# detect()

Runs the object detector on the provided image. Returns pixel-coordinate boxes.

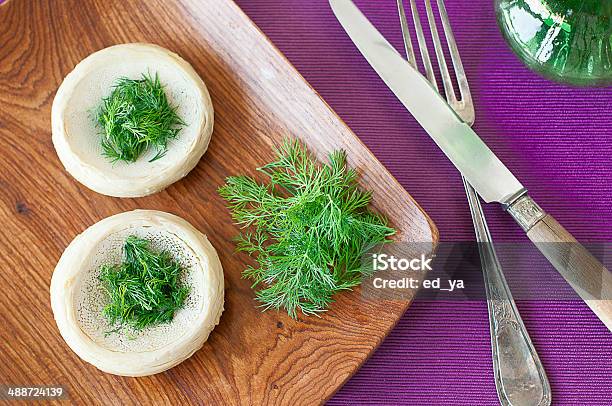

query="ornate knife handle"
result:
[506,194,612,332]
[464,180,551,406]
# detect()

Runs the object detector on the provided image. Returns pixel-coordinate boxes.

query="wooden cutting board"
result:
[0,0,438,404]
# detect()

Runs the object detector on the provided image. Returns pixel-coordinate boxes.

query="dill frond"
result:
[99,236,190,330]
[96,72,185,163]
[219,139,395,318]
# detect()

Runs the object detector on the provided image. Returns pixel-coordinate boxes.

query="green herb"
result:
[219,139,395,318]
[99,235,190,330]
[97,72,185,163]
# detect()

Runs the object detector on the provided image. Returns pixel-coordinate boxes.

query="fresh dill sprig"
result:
[97,72,185,163]
[99,235,190,330]
[219,139,395,318]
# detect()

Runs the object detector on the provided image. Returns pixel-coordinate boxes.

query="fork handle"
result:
[464,178,551,406]
[507,194,612,331]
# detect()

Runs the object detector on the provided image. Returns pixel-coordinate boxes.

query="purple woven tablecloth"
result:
[234,0,612,405]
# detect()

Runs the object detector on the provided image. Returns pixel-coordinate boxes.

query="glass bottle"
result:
[496,0,612,86]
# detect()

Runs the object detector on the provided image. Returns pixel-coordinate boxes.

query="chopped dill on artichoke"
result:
[99,236,190,330]
[219,139,395,318]
[97,72,184,163]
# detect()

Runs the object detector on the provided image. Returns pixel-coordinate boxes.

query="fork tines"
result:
[395,0,474,125]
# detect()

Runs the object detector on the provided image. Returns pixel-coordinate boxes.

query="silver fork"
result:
[396,1,551,405]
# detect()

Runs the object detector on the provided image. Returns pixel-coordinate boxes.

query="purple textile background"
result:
[233,0,612,405]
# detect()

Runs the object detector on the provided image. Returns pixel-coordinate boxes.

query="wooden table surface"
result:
[0,0,438,404]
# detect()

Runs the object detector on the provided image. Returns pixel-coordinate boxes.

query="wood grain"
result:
[528,214,612,331]
[0,0,438,404]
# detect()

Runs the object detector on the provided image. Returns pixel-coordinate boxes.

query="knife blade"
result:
[330,0,522,204]
[330,0,612,331]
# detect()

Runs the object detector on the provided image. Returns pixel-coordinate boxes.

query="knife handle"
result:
[506,194,612,332]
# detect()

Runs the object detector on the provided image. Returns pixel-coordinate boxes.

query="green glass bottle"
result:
[496,0,612,86]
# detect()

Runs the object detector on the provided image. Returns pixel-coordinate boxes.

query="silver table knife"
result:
[330,0,612,331]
